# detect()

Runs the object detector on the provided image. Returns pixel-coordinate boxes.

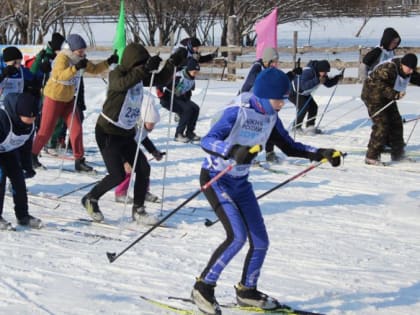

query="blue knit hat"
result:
[66,34,87,51]
[253,68,290,100]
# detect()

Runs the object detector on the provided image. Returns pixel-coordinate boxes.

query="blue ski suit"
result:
[199,94,322,288]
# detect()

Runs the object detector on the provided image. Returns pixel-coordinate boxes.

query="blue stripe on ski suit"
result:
[199,95,317,287]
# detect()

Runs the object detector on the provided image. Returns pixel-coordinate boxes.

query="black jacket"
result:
[0,93,34,171]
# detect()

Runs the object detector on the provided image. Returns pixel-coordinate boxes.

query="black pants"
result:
[88,126,150,207]
[366,101,404,159]
[289,92,318,128]
[161,97,200,136]
[0,151,29,220]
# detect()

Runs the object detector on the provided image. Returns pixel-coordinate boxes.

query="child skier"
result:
[289,60,343,135]
[362,53,420,165]
[159,57,201,142]
[191,68,342,315]
[0,92,43,230]
[81,43,186,223]
[31,33,117,172]
[360,27,401,81]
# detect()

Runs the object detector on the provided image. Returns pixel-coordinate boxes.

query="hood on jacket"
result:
[120,43,150,69]
[380,27,401,50]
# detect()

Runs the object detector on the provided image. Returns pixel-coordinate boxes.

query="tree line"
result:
[1,0,419,46]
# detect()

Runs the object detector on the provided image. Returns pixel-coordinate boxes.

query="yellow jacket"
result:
[44,52,109,102]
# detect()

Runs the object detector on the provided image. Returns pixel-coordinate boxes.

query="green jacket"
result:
[30,45,55,83]
[97,43,175,137]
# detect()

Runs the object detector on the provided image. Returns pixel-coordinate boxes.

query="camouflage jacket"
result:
[362,58,420,106]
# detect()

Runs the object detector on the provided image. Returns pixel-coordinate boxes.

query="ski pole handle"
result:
[249,144,262,154]
[320,150,345,164]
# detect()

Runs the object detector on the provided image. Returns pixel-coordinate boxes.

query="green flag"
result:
[113,0,126,62]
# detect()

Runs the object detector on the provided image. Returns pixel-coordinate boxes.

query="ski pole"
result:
[58,180,99,199]
[403,115,420,124]
[107,145,262,263]
[347,99,395,137]
[405,118,419,146]
[315,68,344,130]
[205,151,345,227]
[293,58,301,139]
[320,103,364,129]
[159,67,177,216]
[200,77,210,109]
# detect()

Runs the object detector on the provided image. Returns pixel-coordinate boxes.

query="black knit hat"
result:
[190,37,201,47]
[16,92,39,118]
[316,60,331,72]
[186,58,200,71]
[49,33,65,51]
[3,46,23,62]
[401,53,418,69]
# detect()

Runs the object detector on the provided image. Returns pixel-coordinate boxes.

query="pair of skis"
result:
[140,295,325,315]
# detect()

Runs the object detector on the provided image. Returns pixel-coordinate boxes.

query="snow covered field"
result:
[0,74,419,315]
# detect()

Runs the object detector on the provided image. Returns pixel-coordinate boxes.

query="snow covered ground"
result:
[0,75,419,315]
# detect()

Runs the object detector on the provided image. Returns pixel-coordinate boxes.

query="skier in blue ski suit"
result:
[191,68,342,315]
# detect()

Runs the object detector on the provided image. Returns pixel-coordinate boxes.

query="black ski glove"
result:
[169,47,188,67]
[145,55,162,72]
[107,51,119,65]
[3,65,19,77]
[293,66,303,75]
[23,168,36,179]
[316,148,342,167]
[152,150,165,161]
[228,144,261,165]
[334,73,344,82]
[75,58,88,70]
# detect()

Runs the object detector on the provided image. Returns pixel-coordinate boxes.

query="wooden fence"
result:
[93,45,420,83]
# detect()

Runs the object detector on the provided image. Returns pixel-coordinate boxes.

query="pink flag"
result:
[255,8,278,59]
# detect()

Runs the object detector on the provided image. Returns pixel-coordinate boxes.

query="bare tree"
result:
[1,0,419,46]
[0,0,111,44]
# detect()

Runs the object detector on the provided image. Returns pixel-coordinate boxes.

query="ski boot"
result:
[191,278,221,315]
[82,194,104,222]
